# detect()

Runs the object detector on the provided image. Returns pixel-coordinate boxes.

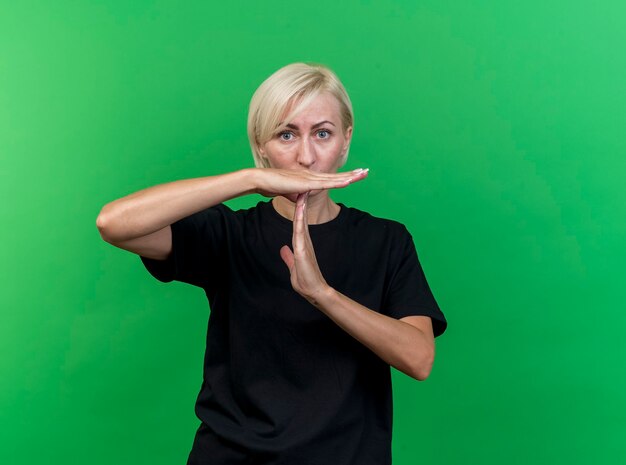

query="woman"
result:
[97,62,447,465]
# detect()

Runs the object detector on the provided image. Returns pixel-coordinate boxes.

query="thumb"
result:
[280,245,295,272]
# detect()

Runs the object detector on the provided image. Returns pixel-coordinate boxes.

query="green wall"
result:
[2,1,624,463]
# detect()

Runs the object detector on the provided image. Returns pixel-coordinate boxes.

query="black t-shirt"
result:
[140,200,447,465]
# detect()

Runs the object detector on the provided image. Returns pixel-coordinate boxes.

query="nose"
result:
[296,137,316,168]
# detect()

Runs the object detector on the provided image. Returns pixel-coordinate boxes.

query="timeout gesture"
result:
[279,191,342,305]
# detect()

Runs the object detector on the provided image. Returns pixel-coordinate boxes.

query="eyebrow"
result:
[284,120,336,130]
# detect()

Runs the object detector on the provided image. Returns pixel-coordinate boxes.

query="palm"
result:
[254,168,367,198]
[279,192,334,305]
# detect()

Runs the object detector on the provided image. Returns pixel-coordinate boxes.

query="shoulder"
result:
[175,202,259,236]
[342,204,411,239]
[195,201,261,221]
[197,201,271,237]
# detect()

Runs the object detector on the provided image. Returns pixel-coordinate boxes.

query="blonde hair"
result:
[247,62,354,169]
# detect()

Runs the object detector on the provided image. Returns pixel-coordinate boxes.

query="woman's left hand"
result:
[280,192,331,305]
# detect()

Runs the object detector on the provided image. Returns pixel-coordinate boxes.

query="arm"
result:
[312,289,435,381]
[280,193,435,381]
[96,168,367,246]
[96,169,256,244]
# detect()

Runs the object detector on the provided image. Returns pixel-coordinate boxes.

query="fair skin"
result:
[257,92,436,381]
[97,91,435,381]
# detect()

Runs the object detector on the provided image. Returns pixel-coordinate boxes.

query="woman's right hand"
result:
[252,167,369,200]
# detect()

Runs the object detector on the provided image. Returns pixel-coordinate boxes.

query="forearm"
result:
[97,168,256,242]
[312,287,434,380]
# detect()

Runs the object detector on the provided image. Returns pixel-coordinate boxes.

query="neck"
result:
[272,193,340,224]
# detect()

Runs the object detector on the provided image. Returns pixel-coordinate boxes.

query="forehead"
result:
[283,92,341,124]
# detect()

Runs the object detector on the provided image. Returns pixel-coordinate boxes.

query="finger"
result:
[301,191,309,236]
[286,167,363,177]
[301,192,315,249]
[307,176,357,191]
[312,168,370,188]
[295,192,312,253]
[280,245,295,272]
[281,169,365,194]
[291,194,304,253]
[352,167,369,178]
[297,168,364,182]
[328,167,367,176]
[295,192,306,215]
[316,168,365,181]
[293,191,313,253]
[346,168,369,183]
[292,193,306,252]
[303,167,364,177]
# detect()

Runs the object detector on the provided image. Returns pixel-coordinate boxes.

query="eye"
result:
[317,129,332,139]
[278,131,294,141]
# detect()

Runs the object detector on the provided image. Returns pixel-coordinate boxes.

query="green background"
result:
[2,1,625,463]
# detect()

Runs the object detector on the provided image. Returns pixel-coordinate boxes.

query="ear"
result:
[258,146,273,168]
[258,148,270,164]
[342,125,353,153]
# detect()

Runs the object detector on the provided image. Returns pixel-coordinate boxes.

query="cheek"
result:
[321,143,345,164]
[268,150,294,167]
[262,144,290,165]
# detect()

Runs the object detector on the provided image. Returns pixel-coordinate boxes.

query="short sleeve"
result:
[139,204,229,289]
[383,225,448,338]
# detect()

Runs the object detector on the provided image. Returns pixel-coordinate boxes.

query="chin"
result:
[285,193,299,203]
